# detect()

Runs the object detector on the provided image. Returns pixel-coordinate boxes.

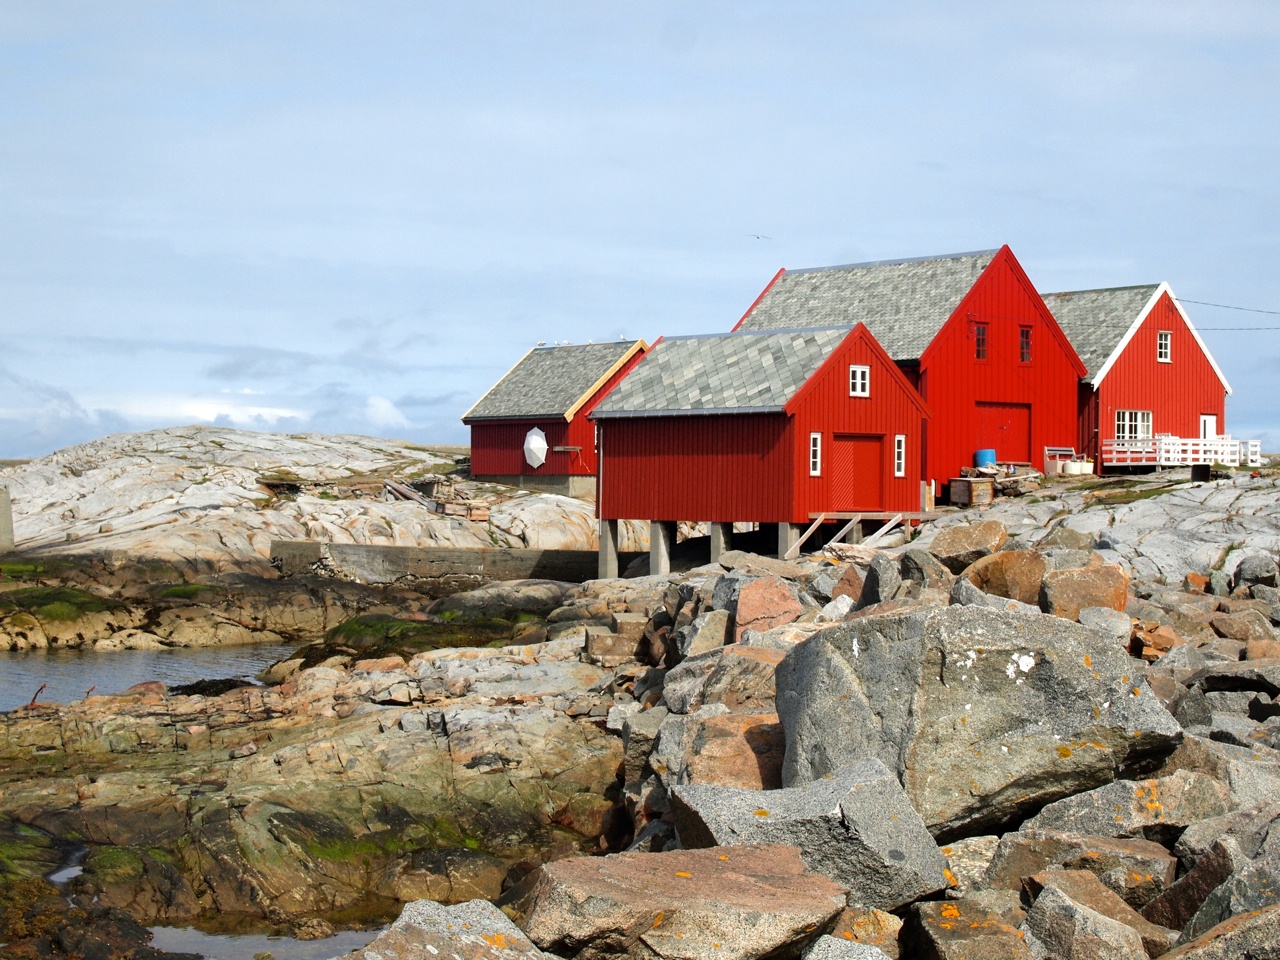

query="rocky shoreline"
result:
[4,451,1280,956]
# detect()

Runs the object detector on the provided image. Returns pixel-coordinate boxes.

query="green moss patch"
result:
[289,613,514,665]
[158,583,212,600]
[2,585,126,621]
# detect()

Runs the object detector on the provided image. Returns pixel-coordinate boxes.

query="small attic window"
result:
[849,365,870,397]
[1157,331,1171,363]
[974,323,988,361]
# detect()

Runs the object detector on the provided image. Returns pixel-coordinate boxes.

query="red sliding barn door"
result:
[975,402,1031,463]
[832,434,884,511]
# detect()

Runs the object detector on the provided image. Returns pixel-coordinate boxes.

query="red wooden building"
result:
[462,340,647,497]
[591,324,929,572]
[733,246,1086,496]
[1043,283,1238,470]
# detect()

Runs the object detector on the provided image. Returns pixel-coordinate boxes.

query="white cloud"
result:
[364,396,410,430]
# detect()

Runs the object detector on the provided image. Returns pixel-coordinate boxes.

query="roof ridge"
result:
[657,325,853,343]
[1043,284,1160,297]
[784,249,999,276]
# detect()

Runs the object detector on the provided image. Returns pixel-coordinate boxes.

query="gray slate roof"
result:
[736,250,996,359]
[1041,285,1159,379]
[593,327,850,417]
[463,341,643,421]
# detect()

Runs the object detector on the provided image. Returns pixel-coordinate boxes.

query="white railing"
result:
[1101,436,1263,468]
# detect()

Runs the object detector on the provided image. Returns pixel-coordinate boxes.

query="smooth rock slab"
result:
[336,898,553,960]
[776,607,1184,839]
[671,759,947,910]
[516,844,847,960]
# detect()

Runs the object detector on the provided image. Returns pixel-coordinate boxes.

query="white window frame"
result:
[809,432,822,476]
[1157,331,1171,363]
[848,365,870,397]
[1115,409,1153,440]
[894,435,906,477]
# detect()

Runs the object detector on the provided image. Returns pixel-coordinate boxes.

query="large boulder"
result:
[928,520,1009,574]
[337,899,552,960]
[1021,868,1177,958]
[1040,560,1130,620]
[964,550,1047,607]
[1024,770,1232,845]
[515,844,848,960]
[901,899,1033,958]
[1160,901,1280,958]
[671,759,948,910]
[983,829,1177,909]
[776,607,1184,839]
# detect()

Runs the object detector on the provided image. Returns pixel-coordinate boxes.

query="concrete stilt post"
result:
[776,522,801,561]
[597,519,620,580]
[649,520,675,576]
[0,486,13,554]
[710,522,732,563]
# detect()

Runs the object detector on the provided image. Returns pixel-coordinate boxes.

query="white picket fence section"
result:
[1101,435,1263,468]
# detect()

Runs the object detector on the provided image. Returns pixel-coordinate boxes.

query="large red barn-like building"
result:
[1044,283,1233,469]
[733,247,1086,496]
[462,340,647,498]
[592,324,929,572]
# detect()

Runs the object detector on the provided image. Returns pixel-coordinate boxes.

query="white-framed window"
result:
[894,435,906,477]
[809,432,822,476]
[1157,331,1171,363]
[1115,409,1153,440]
[849,365,870,397]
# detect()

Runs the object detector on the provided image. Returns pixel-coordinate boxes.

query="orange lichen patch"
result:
[1084,654,1092,667]
[653,912,665,927]
[1056,746,1073,759]
[941,847,954,856]
[1122,676,1130,683]
[675,871,692,878]
[718,855,729,861]
[754,809,770,817]
[1093,704,1101,719]
[842,932,854,940]
[940,903,961,919]
[944,867,958,887]
[1132,688,1142,696]
[482,934,510,948]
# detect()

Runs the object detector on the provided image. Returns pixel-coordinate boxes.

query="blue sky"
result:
[2,2,1278,458]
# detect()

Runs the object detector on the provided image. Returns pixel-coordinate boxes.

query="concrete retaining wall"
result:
[271,540,639,584]
[0,486,14,554]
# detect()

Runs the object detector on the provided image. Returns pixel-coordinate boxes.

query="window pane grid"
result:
[974,324,988,360]
[809,433,821,476]
[849,365,870,397]
[894,435,906,477]
[1019,327,1031,363]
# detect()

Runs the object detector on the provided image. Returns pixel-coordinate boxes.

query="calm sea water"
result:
[149,926,381,959]
[0,643,298,713]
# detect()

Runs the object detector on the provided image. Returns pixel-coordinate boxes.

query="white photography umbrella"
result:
[523,427,548,469]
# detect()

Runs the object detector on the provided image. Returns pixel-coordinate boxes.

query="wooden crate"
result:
[950,477,994,507]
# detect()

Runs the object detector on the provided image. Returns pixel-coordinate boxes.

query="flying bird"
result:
[748,234,771,240]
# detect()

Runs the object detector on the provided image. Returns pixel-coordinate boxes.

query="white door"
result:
[1200,415,1217,439]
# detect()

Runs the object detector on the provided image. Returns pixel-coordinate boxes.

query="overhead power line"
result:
[1175,298,1280,316]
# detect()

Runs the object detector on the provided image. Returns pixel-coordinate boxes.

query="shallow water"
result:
[149,925,381,960]
[0,643,298,713]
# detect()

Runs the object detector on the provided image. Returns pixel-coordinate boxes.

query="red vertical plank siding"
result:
[469,346,647,478]
[1095,292,1227,441]
[918,247,1085,485]
[787,327,927,518]
[597,414,793,522]
[597,326,927,523]
[470,420,579,475]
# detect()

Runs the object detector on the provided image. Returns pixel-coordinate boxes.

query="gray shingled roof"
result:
[1042,285,1159,379]
[592,327,850,417]
[736,250,996,359]
[463,341,642,421]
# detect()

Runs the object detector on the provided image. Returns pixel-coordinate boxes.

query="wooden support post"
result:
[0,487,12,553]
[861,514,903,549]
[710,522,732,563]
[785,513,827,560]
[776,522,802,561]
[831,514,862,545]
[649,520,675,575]
[597,519,620,579]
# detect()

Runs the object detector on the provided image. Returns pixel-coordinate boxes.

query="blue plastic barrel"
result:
[974,448,997,468]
